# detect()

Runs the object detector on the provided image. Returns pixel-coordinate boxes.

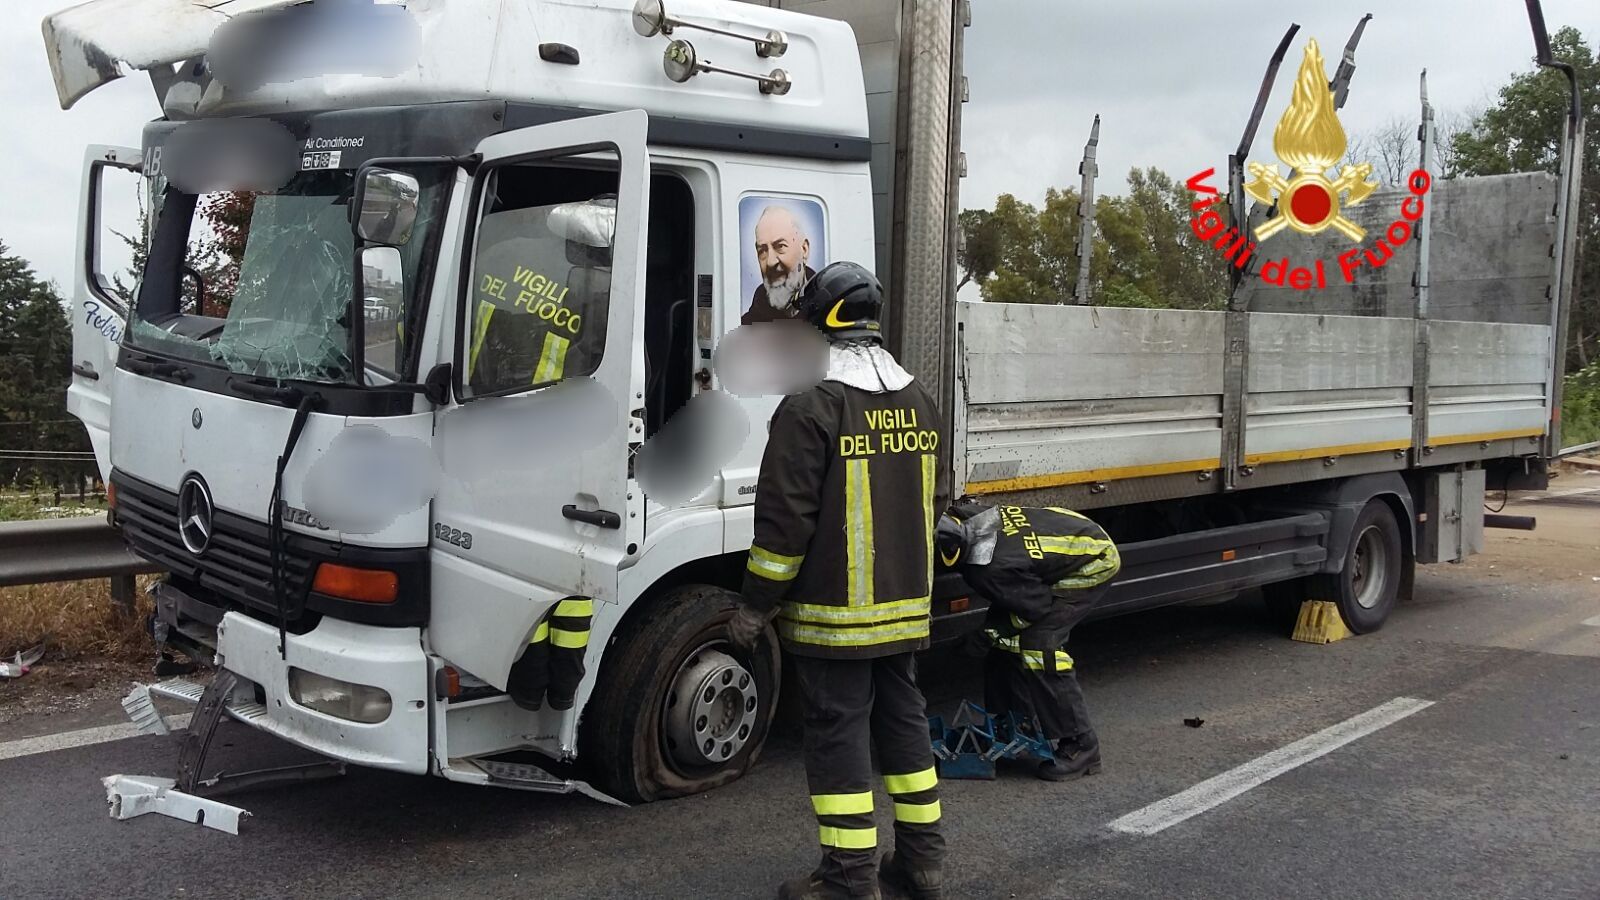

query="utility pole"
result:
[1073,115,1100,304]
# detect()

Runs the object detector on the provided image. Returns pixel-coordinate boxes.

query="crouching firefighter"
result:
[507,597,593,711]
[730,261,948,900]
[936,503,1120,781]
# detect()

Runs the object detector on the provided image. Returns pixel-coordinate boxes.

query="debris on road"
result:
[1184,717,1206,728]
[102,774,250,835]
[0,643,46,678]
[120,685,170,736]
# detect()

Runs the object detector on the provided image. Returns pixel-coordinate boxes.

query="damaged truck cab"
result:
[53,0,929,801]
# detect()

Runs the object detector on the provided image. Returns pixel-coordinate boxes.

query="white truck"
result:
[48,0,1582,803]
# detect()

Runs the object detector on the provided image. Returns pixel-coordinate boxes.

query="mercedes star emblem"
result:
[191,408,203,429]
[176,475,214,556]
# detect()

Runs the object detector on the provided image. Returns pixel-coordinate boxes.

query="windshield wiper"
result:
[125,357,194,382]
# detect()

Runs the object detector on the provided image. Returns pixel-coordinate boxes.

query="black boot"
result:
[878,851,942,900]
[778,872,880,899]
[1037,731,1101,782]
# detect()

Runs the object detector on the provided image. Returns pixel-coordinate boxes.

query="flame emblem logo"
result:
[1245,39,1380,241]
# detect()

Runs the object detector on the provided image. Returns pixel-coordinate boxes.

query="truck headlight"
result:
[288,668,392,724]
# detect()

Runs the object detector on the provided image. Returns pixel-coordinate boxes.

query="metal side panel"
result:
[1426,320,1551,446]
[958,302,1224,494]
[1244,312,1415,464]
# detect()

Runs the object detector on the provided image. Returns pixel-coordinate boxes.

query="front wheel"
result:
[580,584,780,803]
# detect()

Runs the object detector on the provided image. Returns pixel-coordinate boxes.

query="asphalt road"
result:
[3,486,1597,900]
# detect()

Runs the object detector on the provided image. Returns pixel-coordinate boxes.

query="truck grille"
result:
[113,473,315,620]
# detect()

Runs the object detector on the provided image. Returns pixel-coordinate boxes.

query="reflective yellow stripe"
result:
[991,635,1074,671]
[894,800,942,824]
[748,545,804,582]
[529,621,549,644]
[883,766,938,795]
[1046,507,1092,521]
[782,596,930,626]
[778,618,929,648]
[533,332,571,384]
[1036,534,1114,555]
[811,792,874,816]
[845,458,874,606]
[819,825,877,850]
[550,628,589,649]
[554,598,594,617]
[920,452,937,582]
[1009,613,1030,631]
[1053,545,1121,590]
[468,301,495,377]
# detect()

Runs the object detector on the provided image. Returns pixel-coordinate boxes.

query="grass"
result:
[1562,361,1600,449]
[0,493,107,523]
[0,576,157,664]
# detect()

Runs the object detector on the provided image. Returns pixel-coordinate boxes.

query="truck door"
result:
[429,111,649,687]
[67,145,142,481]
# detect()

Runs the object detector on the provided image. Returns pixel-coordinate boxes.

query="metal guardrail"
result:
[0,516,163,609]
[1558,439,1600,458]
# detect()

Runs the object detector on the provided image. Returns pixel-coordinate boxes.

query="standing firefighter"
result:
[936,503,1120,781]
[731,262,947,900]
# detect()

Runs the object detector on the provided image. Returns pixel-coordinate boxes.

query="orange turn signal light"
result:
[311,563,399,604]
[949,596,971,613]
[106,482,117,509]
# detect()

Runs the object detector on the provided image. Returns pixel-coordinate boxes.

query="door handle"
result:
[71,363,100,381]
[562,505,622,529]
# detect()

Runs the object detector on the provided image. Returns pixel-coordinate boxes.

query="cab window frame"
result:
[453,142,625,403]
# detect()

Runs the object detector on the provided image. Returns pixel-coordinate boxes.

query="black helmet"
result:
[935,513,967,568]
[797,261,883,342]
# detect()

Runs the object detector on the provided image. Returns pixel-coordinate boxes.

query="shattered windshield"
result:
[129,169,447,384]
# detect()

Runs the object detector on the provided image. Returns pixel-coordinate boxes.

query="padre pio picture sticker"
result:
[739,195,827,326]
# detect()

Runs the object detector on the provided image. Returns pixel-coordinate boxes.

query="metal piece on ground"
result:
[177,669,239,793]
[103,774,250,835]
[473,759,629,807]
[121,685,170,736]
[1291,600,1352,644]
[0,642,46,678]
[1483,514,1536,531]
[198,761,347,798]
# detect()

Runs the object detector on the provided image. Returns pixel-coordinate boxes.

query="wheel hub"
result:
[663,647,759,769]
[1352,525,1390,610]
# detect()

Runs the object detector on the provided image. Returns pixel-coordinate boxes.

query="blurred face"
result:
[714,319,828,397]
[754,208,811,309]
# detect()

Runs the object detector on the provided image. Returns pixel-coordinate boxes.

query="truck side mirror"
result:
[354,168,420,247]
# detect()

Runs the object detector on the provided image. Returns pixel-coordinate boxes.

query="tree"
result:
[1452,26,1598,370]
[958,168,1230,310]
[0,240,83,487]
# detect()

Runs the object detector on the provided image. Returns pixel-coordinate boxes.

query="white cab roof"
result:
[43,0,868,141]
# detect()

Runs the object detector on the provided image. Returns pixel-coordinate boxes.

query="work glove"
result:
[728,604,777,654]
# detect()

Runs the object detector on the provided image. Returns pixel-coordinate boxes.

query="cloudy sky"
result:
[2,0,1596,292]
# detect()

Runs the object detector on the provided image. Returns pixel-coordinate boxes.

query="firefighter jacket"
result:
[741,378,948,659]
[959,506,1121,628]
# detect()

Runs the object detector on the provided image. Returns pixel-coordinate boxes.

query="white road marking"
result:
[1108,697,1435,836]
[0,715,190,763]
[1582,615,1600,628]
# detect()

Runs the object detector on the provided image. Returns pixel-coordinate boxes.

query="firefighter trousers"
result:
[793,652,946,896]
[507,597,593,711]
[985,585,1101,744]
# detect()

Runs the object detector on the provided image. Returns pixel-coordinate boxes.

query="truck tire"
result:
[1309,500,1405,634]
[580,583,780,803]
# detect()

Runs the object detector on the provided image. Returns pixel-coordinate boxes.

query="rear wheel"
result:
[1309,500,1406,634]
[580,583,780,802]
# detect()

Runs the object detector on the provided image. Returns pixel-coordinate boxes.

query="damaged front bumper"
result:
[198,610,433,773]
